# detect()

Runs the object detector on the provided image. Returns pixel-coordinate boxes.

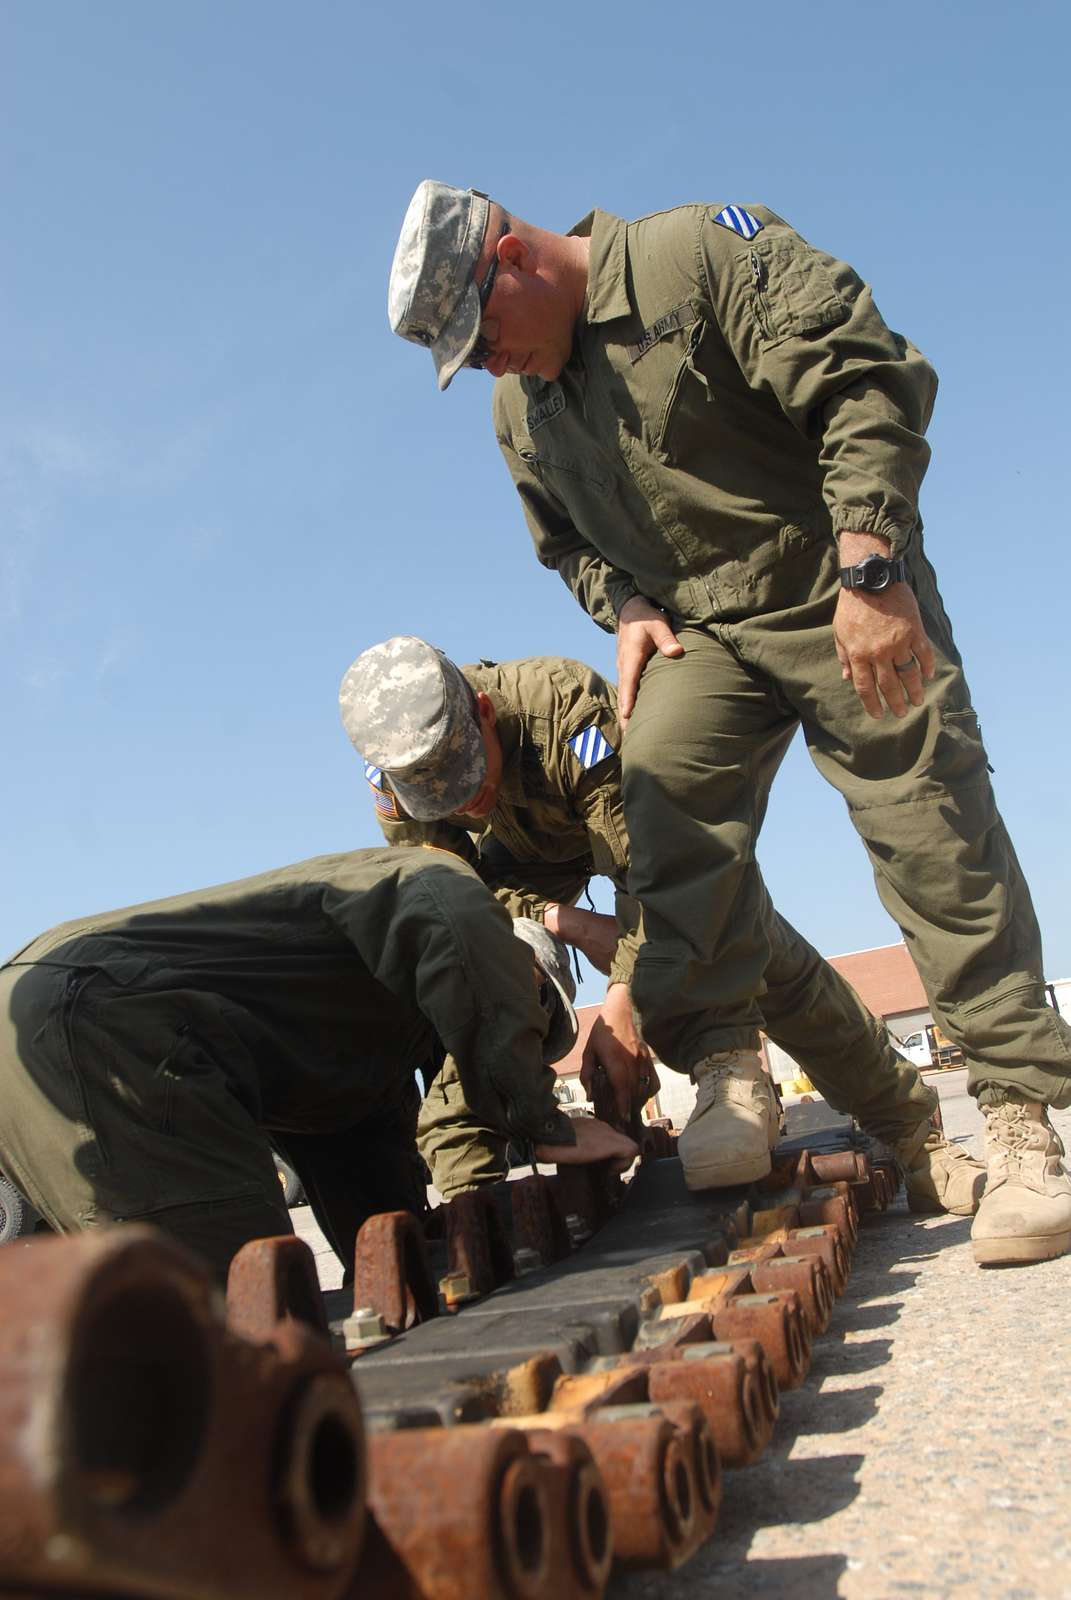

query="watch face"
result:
[859,556,891,592]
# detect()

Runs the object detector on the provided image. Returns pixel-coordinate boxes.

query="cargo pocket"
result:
[936,706,993,781]
[741,238,849,348]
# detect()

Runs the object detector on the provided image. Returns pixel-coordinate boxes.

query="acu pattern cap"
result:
[511,918,578,1065]
[388,179,490,390]
[339,636,486,821]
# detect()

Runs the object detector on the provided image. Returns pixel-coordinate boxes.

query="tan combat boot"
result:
[971,1100,1071,1265]
[678,1049,779,1191]
[888,1120,986,1216]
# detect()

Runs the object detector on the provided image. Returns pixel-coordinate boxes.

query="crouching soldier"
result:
[340,637,983,1214]
[0,847,636,1281]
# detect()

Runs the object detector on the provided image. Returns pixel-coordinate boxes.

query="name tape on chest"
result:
[364,761,400,820]
[568,726,615,770]
[713,205,764,241]
[526,389,567,433]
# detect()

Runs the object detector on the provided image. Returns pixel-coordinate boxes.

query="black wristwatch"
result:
[839,554,907,593]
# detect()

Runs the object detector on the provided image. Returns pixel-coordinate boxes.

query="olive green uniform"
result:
[370,656,939,1195]
[493,204,1071,1108]
[0,848,573,1277]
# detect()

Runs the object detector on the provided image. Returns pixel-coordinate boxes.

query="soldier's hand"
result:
[616,597,683,726]
[579,983,658,1120]
[833,585,935,719]
[833,533,935,719]
[535,1115,639,1174]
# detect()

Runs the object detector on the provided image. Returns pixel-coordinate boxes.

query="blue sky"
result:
[4,0,1070,1005]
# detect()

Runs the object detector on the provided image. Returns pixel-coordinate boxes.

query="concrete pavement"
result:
[295,1070,1071,1598]
[617,1070,1071,1600]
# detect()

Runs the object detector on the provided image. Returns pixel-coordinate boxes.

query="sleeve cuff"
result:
[832,510,917,559]
[608,578,641,618]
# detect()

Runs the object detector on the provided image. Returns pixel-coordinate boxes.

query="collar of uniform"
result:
[567,208,630,325]
[493,700,526,804]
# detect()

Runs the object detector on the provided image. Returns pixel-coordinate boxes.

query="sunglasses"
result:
[466,219,510,370]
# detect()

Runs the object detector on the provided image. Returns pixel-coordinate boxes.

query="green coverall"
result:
[370,655,939,1196]
[0,848,574,1278]
[492,204,1071,1108]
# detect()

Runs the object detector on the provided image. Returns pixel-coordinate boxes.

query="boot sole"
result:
[972,1229,1071,1266]
[682,1150,773,1191]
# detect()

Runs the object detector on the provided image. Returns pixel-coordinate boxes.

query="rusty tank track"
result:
[0,1106,899,1599]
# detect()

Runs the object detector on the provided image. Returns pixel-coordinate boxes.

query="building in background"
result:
[555,947,1071,1129]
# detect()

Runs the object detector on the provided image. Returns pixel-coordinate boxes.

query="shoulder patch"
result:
[713,205,763,241]
[568,726,615,770]
[365,762,400,820]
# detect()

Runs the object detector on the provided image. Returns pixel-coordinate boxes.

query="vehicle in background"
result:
[897,1029,932,1068]
[895,1023,964,1071]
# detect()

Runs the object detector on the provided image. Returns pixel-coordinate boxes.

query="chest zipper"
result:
[749,251,774,341]
[683,321,713,403]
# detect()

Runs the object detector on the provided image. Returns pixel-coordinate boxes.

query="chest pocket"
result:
[740,237,849,348]
[518,439,614,503]
[614,303,714,464]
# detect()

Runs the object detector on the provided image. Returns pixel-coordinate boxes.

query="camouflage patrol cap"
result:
[338,636,486,821]
[388,179,490,391]
[512,918,578,1065]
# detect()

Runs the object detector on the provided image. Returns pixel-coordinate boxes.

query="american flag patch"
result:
[568,726,614,769]
[364,762,399,819]
[713,205,763,240]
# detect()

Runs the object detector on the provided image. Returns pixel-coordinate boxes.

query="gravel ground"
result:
[295,1070,1071,1599]
[616,1072,1071,1600]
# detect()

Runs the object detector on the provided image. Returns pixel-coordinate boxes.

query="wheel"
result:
[274,1154,303,1208]
[0,1173,37,1243]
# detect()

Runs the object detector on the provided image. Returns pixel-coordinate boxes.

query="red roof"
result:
[825,942,927,1018]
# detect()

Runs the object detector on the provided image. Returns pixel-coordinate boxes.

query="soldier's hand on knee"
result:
[833,585,935,719]
[616,597,683,725]
[535,1115,639,1174]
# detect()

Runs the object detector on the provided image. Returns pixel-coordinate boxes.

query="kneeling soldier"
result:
[0,847,635,1280]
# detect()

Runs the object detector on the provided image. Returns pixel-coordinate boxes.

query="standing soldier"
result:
[0,847,634,1281]
[339,635,982,1213]
[385,182,1071,1266]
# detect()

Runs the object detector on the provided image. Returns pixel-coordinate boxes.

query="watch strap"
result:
[839,556,908,591]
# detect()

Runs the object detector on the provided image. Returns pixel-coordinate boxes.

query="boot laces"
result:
[988,1104,1041,1175]
[994,1104,1030,1140]
[695,1061,736,1112]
